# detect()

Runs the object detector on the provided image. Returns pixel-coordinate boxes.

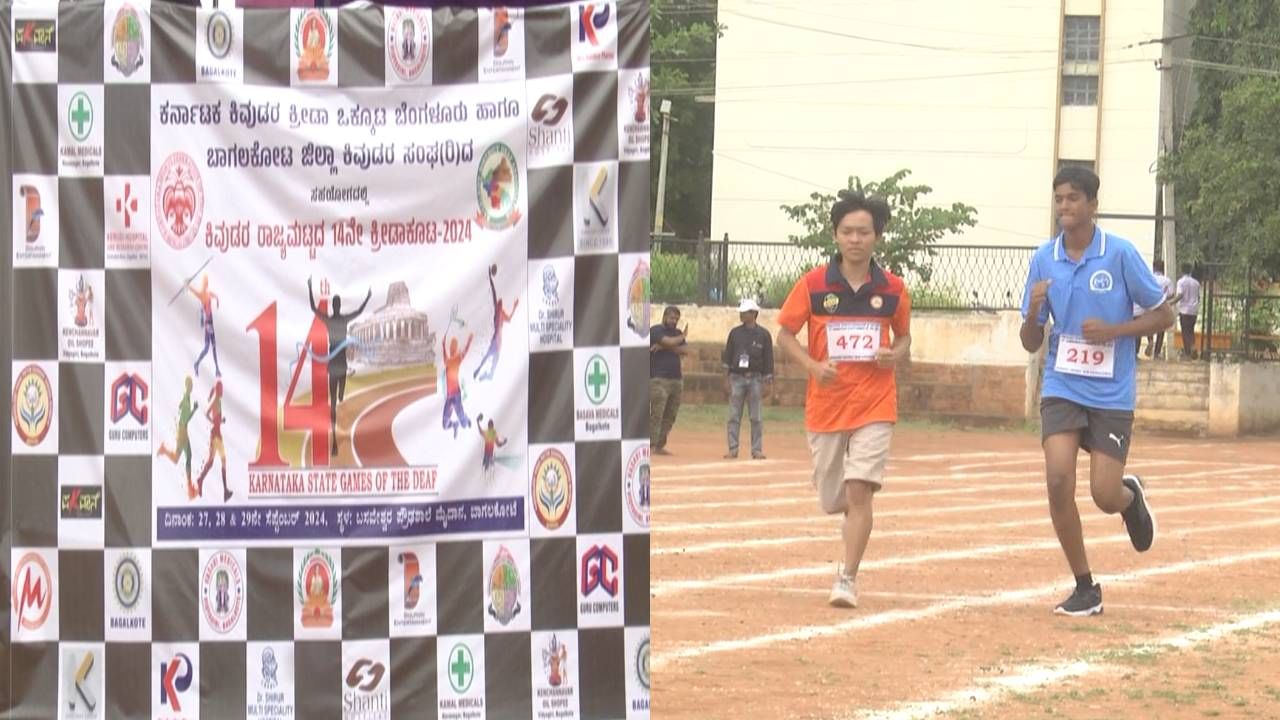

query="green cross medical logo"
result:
[68,92,93,142]
[448,643,474,693]
[584,354,610,405]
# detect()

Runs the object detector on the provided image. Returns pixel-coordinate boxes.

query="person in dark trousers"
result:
[722,298,773,459]
[308,277,373,454]
[1175,263,1201,360]
[650,305,688,455]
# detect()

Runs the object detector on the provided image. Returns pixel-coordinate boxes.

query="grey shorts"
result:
[806,423,893,514]
[1040,397,1134,462]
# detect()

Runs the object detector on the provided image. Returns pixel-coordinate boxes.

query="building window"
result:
[1062,15,1100,106]
[1058,159,1095,173]
[1062,75,1098,106]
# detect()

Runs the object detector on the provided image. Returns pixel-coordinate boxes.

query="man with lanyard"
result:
[1020,166,1171,616]
[722,298,774,459]
[777,191,911,608]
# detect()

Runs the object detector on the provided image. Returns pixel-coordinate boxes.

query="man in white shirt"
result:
[1176,264,1202,359]
[1136,260,1175,358]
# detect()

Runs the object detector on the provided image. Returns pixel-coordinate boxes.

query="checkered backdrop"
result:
[2,1,651,717]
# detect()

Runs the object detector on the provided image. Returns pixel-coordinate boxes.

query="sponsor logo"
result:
[201,551,244,635]
[60,485,103,520]
[67,91,94,143]
[493,7,513,57]
[626,259,650,337]
[207,11,233,59]
[625,445,650,528]
[297,549,338,628]
[581,545,619,597]
[159,653,194,711]
[154,152,204,250]
[12,552,53,635]
[295,9,334,82]
[629,71,649,123]
[15,19,56,52]
[532,448,572,531]
[578,3,610,45]
[111,372,149,425]
[399,551,423,610]
[474,143,521,230]
[260,647,279,689]
[110,4,145,77]
[63,648,101,718]
[487,545,522,626]
[12,364,53,447]
[584,354,610,405]
[20,185,44,244]
[387,8,430,82]
[446,643,474,694]
[1090,269,1114,293]
[542,634,569,688]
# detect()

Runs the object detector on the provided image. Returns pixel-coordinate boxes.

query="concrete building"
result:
[709,0,1196,262]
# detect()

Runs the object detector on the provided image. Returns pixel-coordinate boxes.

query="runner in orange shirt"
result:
[776,191,912,608]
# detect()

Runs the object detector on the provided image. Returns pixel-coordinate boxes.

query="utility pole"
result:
[653,99,673,236]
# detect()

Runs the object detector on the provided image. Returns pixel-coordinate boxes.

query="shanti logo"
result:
[154,151,204,250]
[345,658,386,692]
[20,185,44,243]
[447,643,474,694]
[584,166,610,228]
[493,7,513,57]
[474,143,521,230]
[578,3,610,45]
[487,545,522,625]
[110,4,145,77]
[15,19,55,52]
[207,11,233,59]
[581,544,619,597]
[111,372,149,425]
[532,448,572,531]
[387,9,430,82]
[159,653,194,711]
[12,364,53,447]
[295,9,334,82]
[12,552,53,635]
[542,634,569,687]
[531,94,568,126]
[399,551,423,610]
[60,485,103,520]
[584,354,610,406]
[67,91,94,142]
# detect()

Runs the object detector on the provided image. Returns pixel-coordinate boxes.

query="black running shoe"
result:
[1054,583,1103,617]
[1121,474,1157,552]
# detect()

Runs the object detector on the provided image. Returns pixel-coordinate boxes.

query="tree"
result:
[1159,0,1280,276]
[650,0,724,238]
[778,170,977,281]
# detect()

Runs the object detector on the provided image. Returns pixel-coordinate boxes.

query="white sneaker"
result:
[828,568,857,608]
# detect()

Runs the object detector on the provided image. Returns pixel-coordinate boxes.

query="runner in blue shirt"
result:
[1019,166,1174,617]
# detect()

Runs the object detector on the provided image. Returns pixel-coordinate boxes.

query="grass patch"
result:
[1151,688,1200,705]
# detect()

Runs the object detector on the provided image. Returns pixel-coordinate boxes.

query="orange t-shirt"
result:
[777,259,911,433]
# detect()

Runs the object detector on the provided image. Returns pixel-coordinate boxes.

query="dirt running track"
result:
[651,423,1280,719]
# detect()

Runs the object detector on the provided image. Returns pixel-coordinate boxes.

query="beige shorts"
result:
[807,423,893,514]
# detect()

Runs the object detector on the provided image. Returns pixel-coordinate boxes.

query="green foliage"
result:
[778,169,977,281]
[650,0,725,238]
[650,251,699,304]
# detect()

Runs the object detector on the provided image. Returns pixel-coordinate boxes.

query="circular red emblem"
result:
[154,151,204,250]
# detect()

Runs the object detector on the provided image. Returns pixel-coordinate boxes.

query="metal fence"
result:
[1197,263,1280,361]
[650,236,1036,311]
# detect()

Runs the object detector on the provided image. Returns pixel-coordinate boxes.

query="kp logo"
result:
[581,545,619,597]
[111,372,149,425]
[578,4,610,45]
[159,653,194,710]
[12,552,53,635]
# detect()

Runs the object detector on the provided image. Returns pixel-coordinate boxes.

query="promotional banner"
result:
[2,1,651,718]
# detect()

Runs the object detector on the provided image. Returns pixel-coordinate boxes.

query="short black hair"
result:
[830,191,891,235]
[1052,166,1100,202]
[1153,259,1165,272]
[1181,263,1192,275]
[663,305,680,316]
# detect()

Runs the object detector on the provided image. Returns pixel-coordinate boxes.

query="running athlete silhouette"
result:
[196,379,232,502]
[157,375,200,500]
[308,277,373,455]
[442,324,474,439]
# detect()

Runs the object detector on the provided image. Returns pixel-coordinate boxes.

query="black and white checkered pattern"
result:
[2,1,650,717]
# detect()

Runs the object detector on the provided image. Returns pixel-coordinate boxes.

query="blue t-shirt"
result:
[1020,227,1165,410]
[650,324,685,379]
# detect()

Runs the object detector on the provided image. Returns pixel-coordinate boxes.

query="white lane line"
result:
[652,493,1280,557]
[650,547,1280,670]
[656,475,1272,535]
[853,609,1280,720]
[650,515,1280,598]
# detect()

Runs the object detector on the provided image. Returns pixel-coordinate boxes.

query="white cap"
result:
[737,298,760,313]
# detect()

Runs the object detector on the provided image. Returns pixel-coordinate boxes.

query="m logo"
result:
[581,544,619,597]
[578,4,610,45]
[159,653,194,710]
[12,552,53,634]
[111,372,149,424]
[532,94,568,126]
